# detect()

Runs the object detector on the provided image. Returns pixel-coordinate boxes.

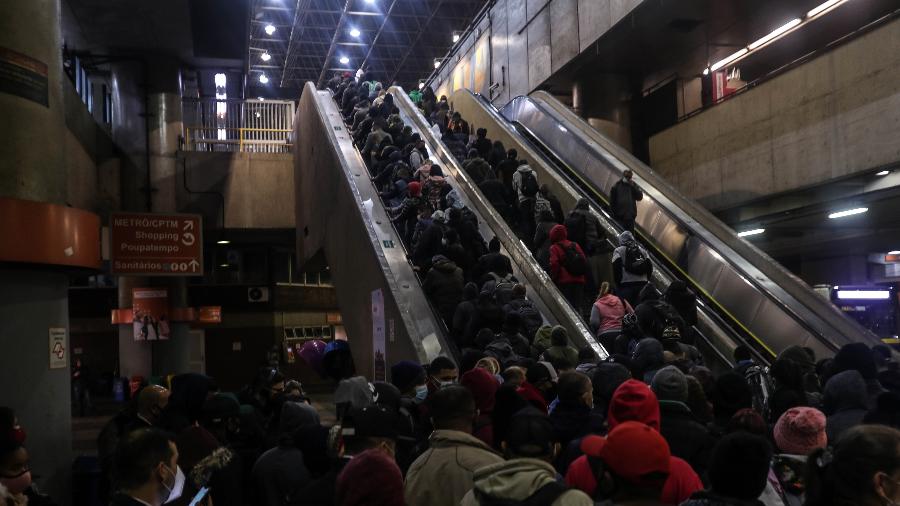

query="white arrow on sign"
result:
[189,259,200,272]
[181,232,195,246]
[183,220,194,231]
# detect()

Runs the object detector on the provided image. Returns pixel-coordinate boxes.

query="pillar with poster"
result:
[132,288,170,340]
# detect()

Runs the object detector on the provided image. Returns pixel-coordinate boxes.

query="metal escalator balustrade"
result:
[388,86,605,359]
[501,91,882,359]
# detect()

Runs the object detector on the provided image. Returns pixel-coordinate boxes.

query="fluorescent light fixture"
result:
[836,290,890,300]
[710,48,749,72]
[339,56,350,64]
[888,250,900,255]
[828,207,868,219]
[258,73,269,84]
[557,125,568,133]
[748,18,802,50]
[452,33,460,43]
[737,228,766,237]
[364,0,375,3]
[261,52,271,61]
[219,263,230,268]
[434,59,441,69]
[264,24,276,35]
[808,0,849,19]
[876,170,890,176]
[214,73,226,87]
[217,239,231,245]
[349,28,361,37]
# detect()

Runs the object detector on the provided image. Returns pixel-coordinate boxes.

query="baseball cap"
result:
[341,405,398,439]
[581,421,670,486]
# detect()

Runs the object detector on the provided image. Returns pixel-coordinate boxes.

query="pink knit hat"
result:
[773,407,827,455]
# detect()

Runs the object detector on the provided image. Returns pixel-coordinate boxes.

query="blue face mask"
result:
[414,384,428,403]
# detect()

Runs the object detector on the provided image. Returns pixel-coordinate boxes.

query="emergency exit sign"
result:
[110,212,204,276]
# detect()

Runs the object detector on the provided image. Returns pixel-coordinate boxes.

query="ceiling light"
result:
[888,250,900,255]
[350,28,361,37]
[710,48,748,72]
[219,263,230,268]
[259,74,269,84]
[261,52,272,61]
[255,112,261,118]
[264,24,276,35]
[217,239,231,245]
[702,67,709,76]
[737,228,766,237]
[434,59,441,69]
[214,73,226,88]
[257,96,264,101]
[364,0,375,3]
[748,18,802,50]
[828,207,868,219]
[558,125,568,133]
[836,290,890,300]
[339,56,350,64]
[876,170,890,176]
[808,0,849,19]
[418,82,425,89]
[452,33,460,43]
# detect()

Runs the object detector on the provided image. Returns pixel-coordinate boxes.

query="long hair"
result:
[597,281,611,300]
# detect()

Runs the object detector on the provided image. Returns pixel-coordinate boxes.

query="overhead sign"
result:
[110,212,203,276]
[132,288,170,341]
[49,328,67,369]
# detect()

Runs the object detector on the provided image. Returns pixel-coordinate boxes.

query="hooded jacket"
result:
[590,294,633,334]
[424,255,464,323]
[548,225,588,285]
[512,165,538,202]
[461,368,500,446]
[404,430,504,506]
[452,283,480,346]
[612,231,650,284]
[822,370,868,442]
[460,458,594,506]
[565,453,703,505]
[610,177,643,221]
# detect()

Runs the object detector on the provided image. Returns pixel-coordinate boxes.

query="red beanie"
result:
[581,422,670,486]
[461,367,499,413]
[608,379,660,430]
[773,407,826,455]
[407,181,422,197]
[336,449,405,506]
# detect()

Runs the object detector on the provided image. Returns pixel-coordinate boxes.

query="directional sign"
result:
[110,212,203,276]
[49,327,66,369]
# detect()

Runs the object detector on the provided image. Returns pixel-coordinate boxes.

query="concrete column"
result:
[572,74,633,151]
[147,58,183,214]
[0,269,71,503]
[152,278,192,376]
[0,0,67,204]
[117,276,152,379]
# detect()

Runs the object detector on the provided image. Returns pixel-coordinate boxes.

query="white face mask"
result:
[414,384,429,403]
[162,464,185,504]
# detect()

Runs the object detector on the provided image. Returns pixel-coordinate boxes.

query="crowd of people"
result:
[3,74,900,506]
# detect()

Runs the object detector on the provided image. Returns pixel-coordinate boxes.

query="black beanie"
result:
[712,372,753,421]
[709,432,773,500]
[833,342,877,380]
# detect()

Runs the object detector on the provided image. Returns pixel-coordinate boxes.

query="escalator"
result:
[293,82,600,381]
[449,89,882,365]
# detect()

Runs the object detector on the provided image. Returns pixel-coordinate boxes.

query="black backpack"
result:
[558,243,587,276]
[624,241,651,275]
[521,171,539,197]
[475,481,569,506]
[564,213,588,250]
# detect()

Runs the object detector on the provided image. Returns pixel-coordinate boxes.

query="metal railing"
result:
[182,98,295,152]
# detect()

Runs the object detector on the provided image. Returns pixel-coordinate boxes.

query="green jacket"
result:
[459,458,594,506]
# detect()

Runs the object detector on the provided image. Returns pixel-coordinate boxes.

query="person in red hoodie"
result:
[565,379,704,504]
[516,362,557,414]
[460,367,500,447]
[548,224,588,316]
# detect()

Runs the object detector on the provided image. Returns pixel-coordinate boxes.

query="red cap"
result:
[607,379,660,430]
[581,421,670,485]
[407,181,422,197]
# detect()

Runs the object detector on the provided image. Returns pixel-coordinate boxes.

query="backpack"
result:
[745,364,773,422]
[517,300,543,338]
[557,243,587,276]
[623,241,651,275]
[564,213,588,250]
[484,340,520,369]
[520,171,539,197]
[474,481,569,506]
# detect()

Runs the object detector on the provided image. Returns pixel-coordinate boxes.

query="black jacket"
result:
[658,400,714,478]
[609,179,643,220]
[473,252,514,284]
[424,256,464,323]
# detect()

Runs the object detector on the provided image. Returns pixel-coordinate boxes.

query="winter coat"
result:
[362,129,392,159]
[612,231,650,284]
[663,283,698,327]
[610,178,643,220]
[464,157,495,185]
[452,283,480,345]
[590,295,633,334]
[497,158,519,190]
[822,370,868,442]
[412,221,444,268]
[512,165,538,202]
[473,252,514,284]
[478,178,510,211]
[565,208,607,255]
[543,345,579,370]
[459,458,594,506]
[424,256,465,323]
[763,455,807,506]
[471,137,493,160]
[549,225,587,285]
[404,430,503,506]
[566,454,703,505]
[657,400,714,478]
[682,491,765,506]
[533,219,558,269]
[253,445,311,506]
[549,400,595,446]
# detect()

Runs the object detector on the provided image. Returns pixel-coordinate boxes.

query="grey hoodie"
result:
[612,231,650,283]
[512,165,536,202]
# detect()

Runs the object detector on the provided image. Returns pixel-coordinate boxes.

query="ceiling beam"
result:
[389,0,447,84]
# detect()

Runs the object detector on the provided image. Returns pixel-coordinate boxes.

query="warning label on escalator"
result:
[0,47,48,107]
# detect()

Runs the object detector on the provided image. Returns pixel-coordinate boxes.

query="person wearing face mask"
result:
[110,428,183,506]
[426,356,459,394]
[390,361,430,474]
[609,169,643,232]
[0,409,54,506]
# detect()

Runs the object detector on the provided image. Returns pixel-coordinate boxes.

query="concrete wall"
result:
[178,152,295,229]
[431,0,643,104]
[649,17,900,210]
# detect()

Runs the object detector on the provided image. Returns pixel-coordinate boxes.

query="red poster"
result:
[132,288,170,341]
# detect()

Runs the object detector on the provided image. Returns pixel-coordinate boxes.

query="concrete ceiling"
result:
[246,0,487,93]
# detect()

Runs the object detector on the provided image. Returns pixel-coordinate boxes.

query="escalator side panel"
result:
[294,84,452,377]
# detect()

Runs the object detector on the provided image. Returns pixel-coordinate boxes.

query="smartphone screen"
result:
[188,486,209,506]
